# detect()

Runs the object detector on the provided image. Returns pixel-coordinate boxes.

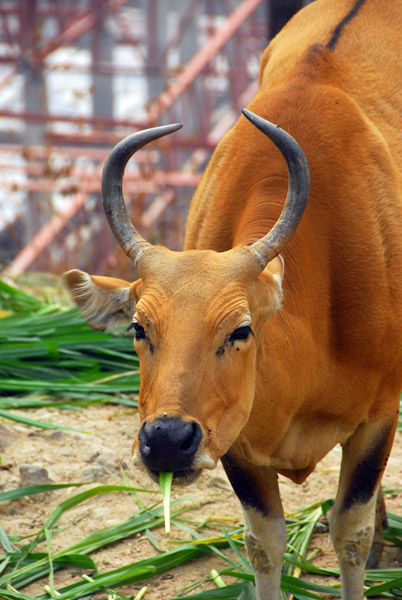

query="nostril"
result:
[180,434,194,452]
[180,422,200,453]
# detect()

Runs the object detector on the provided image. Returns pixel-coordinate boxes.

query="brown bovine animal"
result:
[64,1,402,598]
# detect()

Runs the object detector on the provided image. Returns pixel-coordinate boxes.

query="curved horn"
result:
[101,123,183,265]
[242,109,310,270]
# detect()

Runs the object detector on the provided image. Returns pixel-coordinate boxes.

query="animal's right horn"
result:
[242,109,310,270]
[101,124,183,267]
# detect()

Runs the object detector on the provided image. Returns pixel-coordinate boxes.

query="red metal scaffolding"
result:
[0,0,270,279]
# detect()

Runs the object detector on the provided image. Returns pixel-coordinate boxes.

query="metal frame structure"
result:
[0,0,274,278]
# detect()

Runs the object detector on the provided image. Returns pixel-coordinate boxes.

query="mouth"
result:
[132,441,217,486]
[148,468,202,486]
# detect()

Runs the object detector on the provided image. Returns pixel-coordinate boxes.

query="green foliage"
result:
[0,485,401,600]
[0,280,42,314]
[0,281,139,430]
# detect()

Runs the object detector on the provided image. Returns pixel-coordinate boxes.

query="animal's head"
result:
[65,110,309,484]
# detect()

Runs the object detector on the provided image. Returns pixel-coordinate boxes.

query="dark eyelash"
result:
[125,322,147,340]
[125,322,136,334]
[229,325,254,343]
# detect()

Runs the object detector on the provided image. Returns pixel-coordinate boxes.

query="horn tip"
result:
[242,108,278,132]
[242,108,253,120]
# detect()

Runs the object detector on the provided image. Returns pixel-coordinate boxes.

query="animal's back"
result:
[260,0,402,167]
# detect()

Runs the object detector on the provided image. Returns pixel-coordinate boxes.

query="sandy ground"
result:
[0,403,401,599]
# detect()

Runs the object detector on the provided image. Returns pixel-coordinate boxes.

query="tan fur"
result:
[181,0,402,483]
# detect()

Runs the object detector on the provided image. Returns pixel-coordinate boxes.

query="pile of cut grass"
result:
[0,484,401,600]
[0,280,139,430]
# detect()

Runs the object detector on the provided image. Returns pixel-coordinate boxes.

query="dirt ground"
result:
[0,403,401,599]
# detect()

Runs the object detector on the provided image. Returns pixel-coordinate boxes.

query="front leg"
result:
[330,418,397,600]
[222,452,287,600]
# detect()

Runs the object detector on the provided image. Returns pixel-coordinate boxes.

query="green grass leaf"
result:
[0,484,85,503]
[0,284,139,411]
[159,472,173,535]
[0,409,91,433]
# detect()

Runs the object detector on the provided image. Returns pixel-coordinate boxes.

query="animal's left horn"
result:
[242,109,310,270]
[101,123,183,265]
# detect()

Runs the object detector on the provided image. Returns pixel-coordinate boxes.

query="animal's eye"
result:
[229,325,253,343]
[133,322,147,340]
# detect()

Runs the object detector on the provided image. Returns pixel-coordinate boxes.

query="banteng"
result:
[65,1,402,598]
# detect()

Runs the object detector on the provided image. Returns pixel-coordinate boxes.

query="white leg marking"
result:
[243,506,287,600]
[330,489,378,600]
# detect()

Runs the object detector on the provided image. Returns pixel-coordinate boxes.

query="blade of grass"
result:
[44,529,57,600]
[159,472,173,535]
[0,527,17,554]
[0,484,85,503]
[167,583,247,599]
[144,529,162,553]
[4,553,96,571]
[0,409,91,433]
[365,576,402,596]
[221,529,250,572]
[0,587,37,600]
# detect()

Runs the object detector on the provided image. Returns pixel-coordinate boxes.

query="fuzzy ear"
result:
[63,269,142,332]
[257,255,284,318]
[267,255,284,288]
